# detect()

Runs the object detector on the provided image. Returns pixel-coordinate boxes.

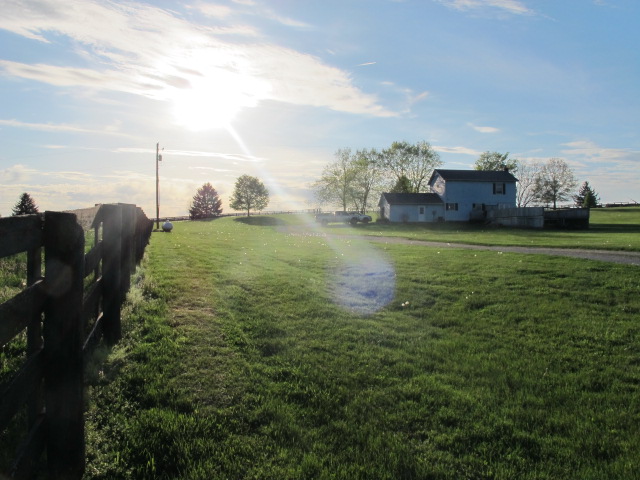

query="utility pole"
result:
[155,142,162,230]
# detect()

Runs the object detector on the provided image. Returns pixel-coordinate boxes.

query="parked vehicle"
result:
[315,211,372,226]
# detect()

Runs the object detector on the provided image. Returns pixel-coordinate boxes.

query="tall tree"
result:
[574,181,600,208]
[533,158,578,209]
[381,140,442,193]
[313,148,385,213]
[515,160,542,207]
[229,174,269,216]
[189,182,223,219]
[312,148,358,212]
[474,151,518,172]
[351,148,384,213]
[12,192,39,216]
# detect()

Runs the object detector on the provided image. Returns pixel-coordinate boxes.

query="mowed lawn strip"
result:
[352,207,640,252]
[84,214,640,479]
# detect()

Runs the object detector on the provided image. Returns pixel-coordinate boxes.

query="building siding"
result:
[429,171,517,221]
[381,170,517,223]
[380,197,444,222]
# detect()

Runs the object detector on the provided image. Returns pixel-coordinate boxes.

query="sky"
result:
[1,0,638,218]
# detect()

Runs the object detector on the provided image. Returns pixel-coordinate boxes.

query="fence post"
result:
[102,204,122,345]
[119,204,135,298]
[134,207,146,263]
[43,211,85,479]
[26,246,44,429]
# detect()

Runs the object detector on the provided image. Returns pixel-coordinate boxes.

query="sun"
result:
[170,69,268,131]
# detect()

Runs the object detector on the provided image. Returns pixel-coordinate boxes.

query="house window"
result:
[446,203,458,211]
[419,207,425,214]
[493,183,506,195]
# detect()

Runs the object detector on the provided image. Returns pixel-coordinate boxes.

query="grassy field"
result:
[82,211,640,479]
[351,207,640,251]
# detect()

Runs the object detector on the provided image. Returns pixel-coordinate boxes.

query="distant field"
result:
[323,207,640,252]
[83,212,640,479]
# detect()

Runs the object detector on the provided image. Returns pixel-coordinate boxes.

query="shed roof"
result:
[429,169,518,183]
[379,192,443,206]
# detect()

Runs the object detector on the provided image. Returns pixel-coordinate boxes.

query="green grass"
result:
[349,207,640,251]
[0,253,27,304]
[84,214,640,479]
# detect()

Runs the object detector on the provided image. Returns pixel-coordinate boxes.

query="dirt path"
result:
[340,235,640,266]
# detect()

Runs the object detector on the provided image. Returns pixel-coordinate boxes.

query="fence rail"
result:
[0,203,152,479]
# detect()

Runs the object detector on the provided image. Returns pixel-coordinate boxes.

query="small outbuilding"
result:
[378,192,444,223]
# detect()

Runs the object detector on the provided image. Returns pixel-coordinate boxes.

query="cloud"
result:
[561,140,639,164]
[0,118,132,137]
[560,140,640,201]
[190,166,234,173]
[0,165,192,217]
[0,164,36,184]
[411,91,430,103]
[434,145,482,156]
[469,123,500,133]
[436,0,534,15]
[0,0,393,118]
[261,10,311,28]
[193,3,234,18]
[115,147,264,163]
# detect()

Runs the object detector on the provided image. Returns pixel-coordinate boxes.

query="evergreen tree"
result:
[11,192,39,216]
[189,183,223,219]
[390,175,412,193]
[573,181,600,208]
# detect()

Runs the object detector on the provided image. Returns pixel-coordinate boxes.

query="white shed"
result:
[378,193,444,223]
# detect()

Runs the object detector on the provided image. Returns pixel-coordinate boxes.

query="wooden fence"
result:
[0,203,153,479]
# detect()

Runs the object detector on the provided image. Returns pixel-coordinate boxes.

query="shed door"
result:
[418,206,426,222]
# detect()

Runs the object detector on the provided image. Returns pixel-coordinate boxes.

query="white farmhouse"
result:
[378,169,518,223]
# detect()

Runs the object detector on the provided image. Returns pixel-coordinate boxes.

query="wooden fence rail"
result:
[0,203,153,479]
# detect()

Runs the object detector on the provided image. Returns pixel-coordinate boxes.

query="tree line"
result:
[312,140,443,213]
[4,174,270,221]
[188,174,269,219]
[311,142,600,212]
[473,151,599,209]
[6,152,599,221]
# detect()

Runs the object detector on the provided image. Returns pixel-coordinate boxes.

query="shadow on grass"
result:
[233,216,287,226]
[589,224,640,233]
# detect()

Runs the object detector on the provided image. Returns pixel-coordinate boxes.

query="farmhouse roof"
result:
[379,192,443,205]
[429,169,518,183]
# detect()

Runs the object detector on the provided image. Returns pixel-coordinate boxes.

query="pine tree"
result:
[189,183,223,219]
[573,181,600,208]
[11,192,39,216]
[390,175,412,193]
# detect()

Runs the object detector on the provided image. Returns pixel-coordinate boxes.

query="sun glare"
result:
[170,69,268,131]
